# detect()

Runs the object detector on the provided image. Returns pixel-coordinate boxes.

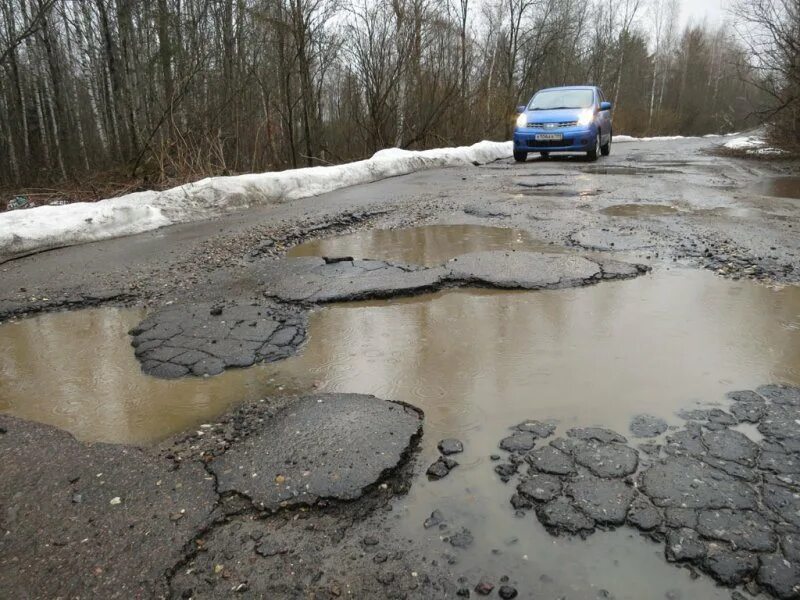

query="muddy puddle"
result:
[751,176,800,199]
[0,308,300,444]
[3,241,800,597]
[288,224,560,265]
[601,204,679,217]
[513,187,601,198]
[582,165,680,176]
[270,268,799,599]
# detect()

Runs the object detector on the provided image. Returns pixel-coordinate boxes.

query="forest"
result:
[0,0,796,192]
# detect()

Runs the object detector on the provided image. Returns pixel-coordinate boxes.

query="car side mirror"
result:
[516,105,526,114]
[600,101,612,111]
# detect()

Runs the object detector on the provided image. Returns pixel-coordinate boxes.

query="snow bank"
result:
[614,134,723,143]
[0,140,512,262]
[722,135,786,156]
[723,135,766,150]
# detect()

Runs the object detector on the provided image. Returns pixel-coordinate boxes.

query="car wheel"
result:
[600,134,610,156]
[540,152,550,160]
[587,134,600,161]
[514,150,528,163]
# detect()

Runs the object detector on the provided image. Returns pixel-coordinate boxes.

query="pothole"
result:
[287,224,563,264]
[513,188,602,198]
[751,176,800,199]
[2,266,800,597]
[600,204,679,217]
[582,166,681,176]
[262,268,799,599]
[0,308,303,444]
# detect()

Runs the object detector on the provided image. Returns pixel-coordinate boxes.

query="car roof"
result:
[536,86,596,92]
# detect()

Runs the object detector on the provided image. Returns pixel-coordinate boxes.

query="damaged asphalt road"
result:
[1,137,800,599]
[0,137,798,322]
[502,385,800,599]
[133,251,646,377]
[0,394,427,599]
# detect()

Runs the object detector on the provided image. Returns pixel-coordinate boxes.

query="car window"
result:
[528,89,594,110]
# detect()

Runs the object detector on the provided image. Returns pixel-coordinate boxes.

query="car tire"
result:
[600,133,610,156]
[587,134,600,161]
[514,150,528,163]
[540,152,550,159]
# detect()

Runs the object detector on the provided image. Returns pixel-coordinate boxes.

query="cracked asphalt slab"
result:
[131,301,307,378]
[211,394,423,509]
[0,393,425,599]
[502,385,800,599]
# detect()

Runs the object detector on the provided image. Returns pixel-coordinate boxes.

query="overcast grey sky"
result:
[680,0,728,26]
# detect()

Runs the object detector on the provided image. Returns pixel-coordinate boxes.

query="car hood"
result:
[525,108,586,123]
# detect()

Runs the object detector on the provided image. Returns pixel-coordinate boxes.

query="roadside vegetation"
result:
[733,0,800,154]
[0,0,794,203]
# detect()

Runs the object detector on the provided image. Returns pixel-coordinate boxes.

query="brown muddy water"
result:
[600,204,679,217]
[2,224,800,598]
[0,308,296,444]
[753,176,800,199]
[287,224,564,265]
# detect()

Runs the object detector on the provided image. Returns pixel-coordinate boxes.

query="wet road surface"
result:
[1,137,800,598]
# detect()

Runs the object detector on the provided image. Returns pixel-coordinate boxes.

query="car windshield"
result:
[528,89,594,110]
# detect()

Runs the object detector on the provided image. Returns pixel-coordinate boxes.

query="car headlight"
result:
[515,112,528,128]
[577,109,595,127]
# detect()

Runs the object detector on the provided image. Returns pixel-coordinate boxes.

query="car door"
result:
[597,88,611,143]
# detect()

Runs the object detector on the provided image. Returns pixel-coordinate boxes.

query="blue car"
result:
[513,86,612,162]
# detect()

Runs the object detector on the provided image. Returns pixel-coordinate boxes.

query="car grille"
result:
[528,121,578,128]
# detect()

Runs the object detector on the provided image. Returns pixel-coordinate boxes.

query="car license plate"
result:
[535,133,563,141]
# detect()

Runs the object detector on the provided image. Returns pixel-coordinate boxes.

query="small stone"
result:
[475,579,494,595]
[427,457,458,480]
[438,439,464,455]
[499,432,536,453]
[109,497,121,505]
[494,462,518,481]
[498,585,518,599]
[456,588,470,597]
[71,493,83,504]
[514,420,556,438]
[363,535,379,546]
[449,528,474,548]
[424,510,445,529]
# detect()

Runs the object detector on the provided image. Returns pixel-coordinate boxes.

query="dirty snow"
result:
[0,141,511,262]
[722,135,785,156]
[614,134,724,143]
[723,136,766,150]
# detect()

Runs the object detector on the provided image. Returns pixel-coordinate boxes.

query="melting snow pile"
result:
[723,135,785,156]
[0,140,512,262]
[614,134,723,143]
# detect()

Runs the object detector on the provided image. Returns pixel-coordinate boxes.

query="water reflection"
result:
[0,308,297,444]
[288,224,559,265]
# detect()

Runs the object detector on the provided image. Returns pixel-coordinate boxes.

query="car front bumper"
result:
[513,125,597,152]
